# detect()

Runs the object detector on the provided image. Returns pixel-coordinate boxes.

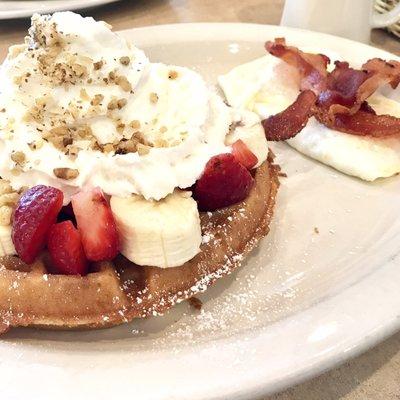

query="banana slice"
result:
[110,190,202,268]
[0,225,16,257]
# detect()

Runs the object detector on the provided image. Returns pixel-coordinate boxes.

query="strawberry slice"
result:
[12,185,63,264]
[71,187,119,261]
[47,221,88,275]
[231,139,258,169]
[194,153,254,211]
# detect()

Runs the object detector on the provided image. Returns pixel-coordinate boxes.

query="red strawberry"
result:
[47,221,88,275]
[12,185,63,264]
[71,187,119,261]
[194,153,254,211]
[231,139,258,169]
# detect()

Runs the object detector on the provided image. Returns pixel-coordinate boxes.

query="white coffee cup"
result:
[280,0,400,43]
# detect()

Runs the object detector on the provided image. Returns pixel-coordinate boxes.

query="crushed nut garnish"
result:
[28,139,44,150]
[108,98,127,110]
[137,143,150,155]
[154,138,168,147]
[149,92,159,104]
[115,139,137,155]
[168,70,178,80]
[119,56,130,66]
[93,60,104,70]
[80,88,90,101]
[11,151,26,165]
[117,98,127,109]
[102,144,115,153]
[63,137,73,147]
[90,94,104,106]
[130,120,141,130]
[116,122,125,134]
[116,76,132,92]
[53,167,79,180]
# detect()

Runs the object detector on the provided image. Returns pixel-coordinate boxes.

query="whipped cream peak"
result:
[0,12,267,204]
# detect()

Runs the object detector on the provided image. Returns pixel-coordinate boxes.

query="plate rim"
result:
[2,22,400,400]
[0,0,120,20]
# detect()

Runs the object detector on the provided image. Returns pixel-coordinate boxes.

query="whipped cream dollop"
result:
[0,12,267,203]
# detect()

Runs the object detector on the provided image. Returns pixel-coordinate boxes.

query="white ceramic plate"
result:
[0,0,120,19]
[2,23,400,399]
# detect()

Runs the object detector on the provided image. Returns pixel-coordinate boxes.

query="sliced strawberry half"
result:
[71,187,119,261]
[12,185,63,264]
[194,153,254,211]
[231,139,258,169]
[47,221,88,275]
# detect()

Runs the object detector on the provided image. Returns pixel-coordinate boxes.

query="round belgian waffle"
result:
[0,160,280,334]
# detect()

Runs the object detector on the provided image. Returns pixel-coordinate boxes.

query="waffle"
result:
[0,160,279,334]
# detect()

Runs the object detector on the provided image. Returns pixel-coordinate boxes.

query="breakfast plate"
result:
[1,22,400,399]
[0,0,120,19]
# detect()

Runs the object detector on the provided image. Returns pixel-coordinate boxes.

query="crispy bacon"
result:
[265,38,329,94]
[362,58,400,89]
[262,90,317,141]
[315,108,400,137]
[318,60,400,116]
[263,38,400,139]
[317,62,369,113]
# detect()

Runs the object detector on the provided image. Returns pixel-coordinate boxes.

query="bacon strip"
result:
[265,38,329,94]
[362,58,400,89]
[318,60,400,116]
[315,109,400,137]
[263,38,400,139]
[262,90,317,141]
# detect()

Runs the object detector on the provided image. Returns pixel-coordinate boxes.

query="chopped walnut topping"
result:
[93,60,104,70]
[90,138,101,151]
[66,145,79,158]
[108,98,127,110]
[49,126,69,136]
[115,139,137,154]
[11,169,21,176]
[119,56,131,66]
[154,138,168,147]
[149,92,159,104]
[130,120,141,130]
[116,123,125,134]
[71,63,87,78]
[116,76,132,92]
[108,71,116,81]
[102,144,115,153]
[80,88,90,101]
[117,98,127,109]
[11,151,26,165]
[53,167,79,180]
[28,139,44,150]
[137,143,150,155]
[168,70,178,80]
[77,125,93,139]
[90,94,104,106]
[107,99,118,110]
[63,137,73,147]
